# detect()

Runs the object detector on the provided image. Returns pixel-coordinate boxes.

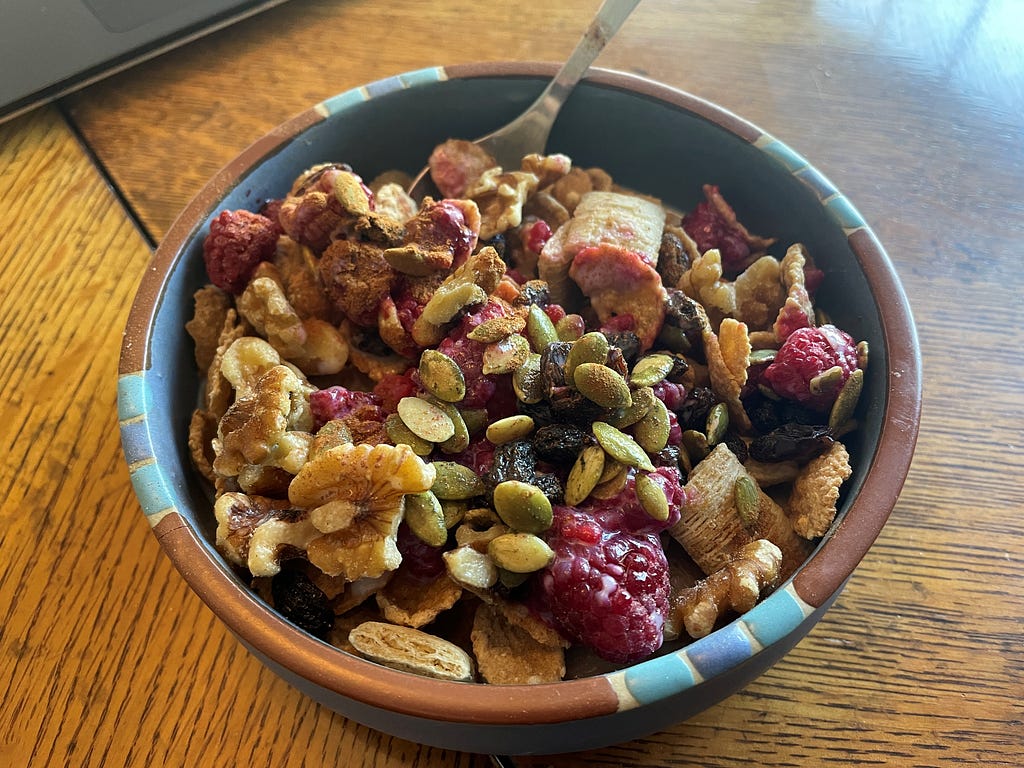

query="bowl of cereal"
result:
[118,62,921,755]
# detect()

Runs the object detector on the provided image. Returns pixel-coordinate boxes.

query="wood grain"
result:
[2,0,1023,765]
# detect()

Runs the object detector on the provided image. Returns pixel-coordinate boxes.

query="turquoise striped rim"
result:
[118,371,177,525]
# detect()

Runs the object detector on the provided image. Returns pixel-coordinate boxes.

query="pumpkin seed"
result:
[630,354,675,387]
[398,396,455,443]
[856,340,870,370]
[590,465,629,499]
[498,568,531,588]
[555,313,586,342]
[404,491,448,547]
[512,353,544,404]
[829,367,864,431]
[573,363,632,409]
[748,348,778,365]
[565,332,610,381]
[592,422,655,472]
[467,313,526,343]
[734,474,760,528]
[809,365,845,396]
[633,397,671,453]
[384,413,433,456]
[487,533,555,573]
[486,415,536,445]
[454,509,508,550]
[310,419,353,459]
[681,429,710,463]
[598,456,626,484]
[525,304,558,352]
[382,245,437,276]
[418,350,466,403]
[705,402,729,446]
[607,386,656,429]
[431,461,485,500]
[564,444,606,506]
[492,480,553,534]
[482,333,531,375]
[459,407,489,436]
[635,473,670,522]
[421,281,487,325]
[440,500,468,529]
[428,398,470,454]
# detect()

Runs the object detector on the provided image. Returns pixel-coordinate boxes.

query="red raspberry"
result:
[651,380,687,412]
[448,436,496,477]
[405,198,477,266]
[202,209,280,294]
[763,324,859,411]
[435,301,508,409]
[600,314,636,334]
[536,504,671,664]
[543,303,567,324]
[682,199,750,273]
[373,370,419,414]
[309,386,382,431]
[525,219,553,253]
[587,466,685,535]
[396,522,447,579]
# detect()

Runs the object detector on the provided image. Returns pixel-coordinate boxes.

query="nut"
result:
[418,349,466,403]
[444,545,499,589]
[384,413,433,456]
[635,472,670,522]
[592,422,655,472]
[487,533,555,573]
[482,333,531,375]
[492,480,553,534]
[525,303,558,352]
[573,363,632,410]
[512,353,545,404]
[630,353,675,387]
[633,396,671,453]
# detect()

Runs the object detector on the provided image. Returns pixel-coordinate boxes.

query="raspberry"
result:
[372,370,419,414]
[396,522,447,579]
[535,504,671,664]
[449,436,496,477]
[586,466,685,535]
[763,324,859,411]
[202,209,280,293]
[309,386,383,431]
[406,199,477,266]
[682,199,751,273]
[435,301,508,409]
[525,219,553,253]
[651,380,687,412]
[543,303,567,324]
[600,314,636,334]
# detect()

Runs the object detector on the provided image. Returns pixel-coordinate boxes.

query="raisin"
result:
[481,232,507,259]
[661,290,703,358]
[271,568,334,639]
[539,341,572,393]
[532,424,592,464]
[514,279,551,308]
[676,387,717,430]
[549,387,610,427]
[721,430,749,464]
[604,345,630,377]
[533,472,564,505]
[485,440,537,491]
[748,423,834,463]
[651,444,681,469]
[745,391,823,434]
[604,331,641,366]
[656,230,691,289]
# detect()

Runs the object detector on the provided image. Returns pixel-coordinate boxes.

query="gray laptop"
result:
[0,0,291,124]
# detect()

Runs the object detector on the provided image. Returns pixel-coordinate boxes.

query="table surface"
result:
[2,0,1022,765]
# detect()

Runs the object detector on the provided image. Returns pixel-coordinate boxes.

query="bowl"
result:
[117,62,922,755]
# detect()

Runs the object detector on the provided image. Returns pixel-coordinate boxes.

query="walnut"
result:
[220,336,281,393]
[547,166,596,213]
[669,539,782,639]
[288,443,436,581]
[213,492,316,576]
[735,255,786,331]
[237,276,307,360]
[372,182,419,224]
[213,364,313,478]
[520,152,572,187]
[289,318,350,377]
[679,248,736,324]
[205,308,250,418]
[185,285,232,373]
[466,167,539,240]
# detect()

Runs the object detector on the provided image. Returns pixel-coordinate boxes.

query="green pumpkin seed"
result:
[310,419,353,459]
[607,386,656,429]
[486,415,536,445]
[382,245,437,276]
[418,349,466,403]
[681,429,710,463]
[431,461,485,500]
[590,465,630,499]
[482,333,531,375]
[384,413,433,456]
[809,365,846,396]
[467,314,526,343]
[555,314,585,342]
[633,397,671,453]
[856,340,870,370]
[564,444,606,506]
[459,407,489,436]
[498,568,531,589]
[397,396,455,443]
[748,348,778,365]
[635,473,670,522]
[512,353,544,404]
[656,324,693,354]
[630,354,675,387]
[573,363,632,409]
[592,422,655,472]
[705,402,729,446]
[492,480,553,534]
[421,281,487,325]
[565,332,610,381]
[403,491,448,547]
[440,500,469,528]
[829,367,864,431]
[428,398,470,454]
[734,474,760,528]
[598,457,626,484]
[525,304,558,352]
[487,533,555,573]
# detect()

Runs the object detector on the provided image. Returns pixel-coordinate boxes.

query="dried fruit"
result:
[748,423,834,464]
[203,209,281,294]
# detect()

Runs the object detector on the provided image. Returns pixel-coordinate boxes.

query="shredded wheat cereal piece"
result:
[788,440,852,538]
[186,285,232,372]
[702,314,754,433]
[206,308,250,417]
[189,409,219,484]
[669,443,812,578]
[471,602,566,684]
[348,621,475,681]
[668,539,782,639]
[773,243,816,341]
[375,568,463,628]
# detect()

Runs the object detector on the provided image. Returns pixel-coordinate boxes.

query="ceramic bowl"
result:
[117,62,921,755]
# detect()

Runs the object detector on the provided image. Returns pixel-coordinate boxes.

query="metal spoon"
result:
[408,0,642,198]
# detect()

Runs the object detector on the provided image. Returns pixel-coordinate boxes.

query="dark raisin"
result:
[657,230,691,289]
[270,568,333,639]
[662,290,704,359]
[676,387,717,430]
[604,331,641,366]
[748,424,834,463]
[651,444,681,469]
[481,233,507,259]
[540,341,572,393]
[745,391,824,434]
[518,398,556,427]
[604,345,629,377]
[667,354,690,383]
[532,472,564,505]
[532,424,592,464]
[514,279,550,308]
[549,387,610,427]
[721,430,749,464]
[485,440,537,491]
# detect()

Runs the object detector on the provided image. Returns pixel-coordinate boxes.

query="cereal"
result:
[187,143,867,681]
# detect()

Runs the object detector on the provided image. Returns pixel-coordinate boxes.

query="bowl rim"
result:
[118,61,922,727]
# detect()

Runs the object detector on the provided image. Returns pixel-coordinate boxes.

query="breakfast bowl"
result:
[117,62,921,755]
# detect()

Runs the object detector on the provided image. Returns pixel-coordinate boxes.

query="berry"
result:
[396,522,447,579]
[309,386,382,431]
[536,504,671,664]
[763,325,859,411]
[652,380,687,412]
[525,219,553,253]
[373,370,419,414]
[406,199,477,266]
[435,301,508,409]
[202,209,280,293]
[587,466,685,535]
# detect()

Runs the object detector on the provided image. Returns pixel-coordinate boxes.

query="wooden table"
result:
[2,0,1021,765]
